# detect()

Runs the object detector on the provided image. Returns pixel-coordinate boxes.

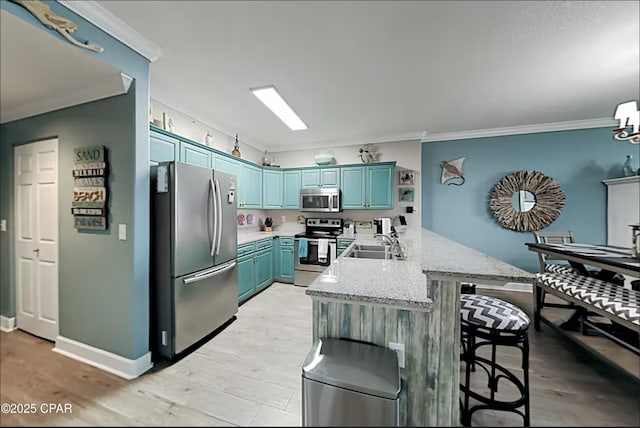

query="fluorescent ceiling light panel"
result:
[251,85,307,130]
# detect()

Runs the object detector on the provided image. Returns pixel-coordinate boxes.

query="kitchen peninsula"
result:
[305,228,534,426]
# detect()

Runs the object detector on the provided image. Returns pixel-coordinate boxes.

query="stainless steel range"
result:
[294,218,343,286]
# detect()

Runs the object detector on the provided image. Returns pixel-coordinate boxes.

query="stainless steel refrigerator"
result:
[151,161,238,358]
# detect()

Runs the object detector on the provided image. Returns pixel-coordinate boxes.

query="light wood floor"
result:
[1,283,638,426]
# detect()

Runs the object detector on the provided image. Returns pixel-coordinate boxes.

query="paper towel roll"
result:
[382,218,392,236]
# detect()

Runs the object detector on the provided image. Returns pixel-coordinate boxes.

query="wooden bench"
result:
[534,272,640,354]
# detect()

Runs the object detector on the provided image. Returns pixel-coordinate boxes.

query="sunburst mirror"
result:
[489,170,565,232]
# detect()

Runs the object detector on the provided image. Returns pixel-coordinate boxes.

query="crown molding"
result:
[58,0,162,62]
[268,131,423,153]
[120,72,133,93]
[421,117,616,143]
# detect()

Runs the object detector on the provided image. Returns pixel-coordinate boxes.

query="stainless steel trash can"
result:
[302,338,400,427]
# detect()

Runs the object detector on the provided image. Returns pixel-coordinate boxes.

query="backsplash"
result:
[236,209,266,231]
[263,209,419,231]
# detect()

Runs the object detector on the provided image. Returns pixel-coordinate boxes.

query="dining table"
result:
[526,242,640,281]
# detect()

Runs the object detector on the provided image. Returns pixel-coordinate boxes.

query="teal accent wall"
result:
[421,127,637,273]
[0,1,150,360]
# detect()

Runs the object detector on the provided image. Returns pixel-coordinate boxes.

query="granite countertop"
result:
[305,227,534,311]
[420,229,534,284]
[305,229,433,311]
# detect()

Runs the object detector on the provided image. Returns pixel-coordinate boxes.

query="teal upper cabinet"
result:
[283,170,301,209]
[341,166,367,209]
[179,141,211,168]
[301,169,319,188]
[212,154,261,208]
[242,164,263,208]
[213,154,242,206]
[341,162,394,209]
[301,167,340,188]
[150,131,179,163]
[321,168,340,187]
[263,169,283,209]
[150,125,394,211]
[367,164,394,209]
[213,154,241,180]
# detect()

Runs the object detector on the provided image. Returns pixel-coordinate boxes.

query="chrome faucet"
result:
[374,233,406,259]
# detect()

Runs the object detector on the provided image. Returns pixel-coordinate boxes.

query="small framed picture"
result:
[399,170,415,185]
[399,187,415,202]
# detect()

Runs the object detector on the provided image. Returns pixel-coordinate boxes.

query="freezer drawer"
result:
[302,377,399,426]
[158,261,238,357]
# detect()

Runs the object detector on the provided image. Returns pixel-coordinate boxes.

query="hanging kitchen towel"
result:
[318,238,329,263]
[298,238,308,259]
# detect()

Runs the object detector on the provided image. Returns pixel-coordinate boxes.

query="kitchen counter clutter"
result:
[237,230,297,245]
[305,227,534,427]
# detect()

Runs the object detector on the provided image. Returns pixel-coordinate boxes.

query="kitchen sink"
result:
[353,244,389,252]
[345,244,393,260]
[346,250,392,259]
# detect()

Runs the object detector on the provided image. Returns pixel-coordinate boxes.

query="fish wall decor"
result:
[440,157,466,186]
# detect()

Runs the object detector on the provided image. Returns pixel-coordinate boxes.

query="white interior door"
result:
[14,138,59,340]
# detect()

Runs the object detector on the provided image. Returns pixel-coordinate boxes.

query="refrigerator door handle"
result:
[207,177,214,252]
[214,179,223,256]
[210,178,217,256]
[183,261,237,284]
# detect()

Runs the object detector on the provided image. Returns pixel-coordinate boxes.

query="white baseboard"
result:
[0,316,16,332]
[53,335,153,380]
[476,282,533,293]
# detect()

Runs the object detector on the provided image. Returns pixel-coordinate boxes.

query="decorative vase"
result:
[205,132,214,146]
[622,155,636,177]
[231,133,241,158]
[262,150,270,166]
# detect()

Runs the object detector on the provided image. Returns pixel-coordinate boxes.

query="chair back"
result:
[532,230,574,272]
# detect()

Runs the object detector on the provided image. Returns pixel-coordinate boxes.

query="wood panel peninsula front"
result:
[305,228,534,426]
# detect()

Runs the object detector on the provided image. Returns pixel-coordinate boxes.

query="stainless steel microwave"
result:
[300,188,341,212]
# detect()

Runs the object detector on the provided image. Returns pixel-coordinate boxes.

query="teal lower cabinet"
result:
[337,238,355,256]
[237,254,255,302]
[237,239,274,303]
[275,237,294,283]
[255,248,273,291]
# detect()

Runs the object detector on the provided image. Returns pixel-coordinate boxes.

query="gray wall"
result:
[421,126,637,273]
[0,1,150,360]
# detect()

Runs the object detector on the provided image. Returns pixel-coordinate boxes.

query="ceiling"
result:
[0,9,131,124]
[12,1,640,151]
[96,0,639,151]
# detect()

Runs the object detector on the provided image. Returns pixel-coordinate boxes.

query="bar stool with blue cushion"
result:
[459,294,531,427]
